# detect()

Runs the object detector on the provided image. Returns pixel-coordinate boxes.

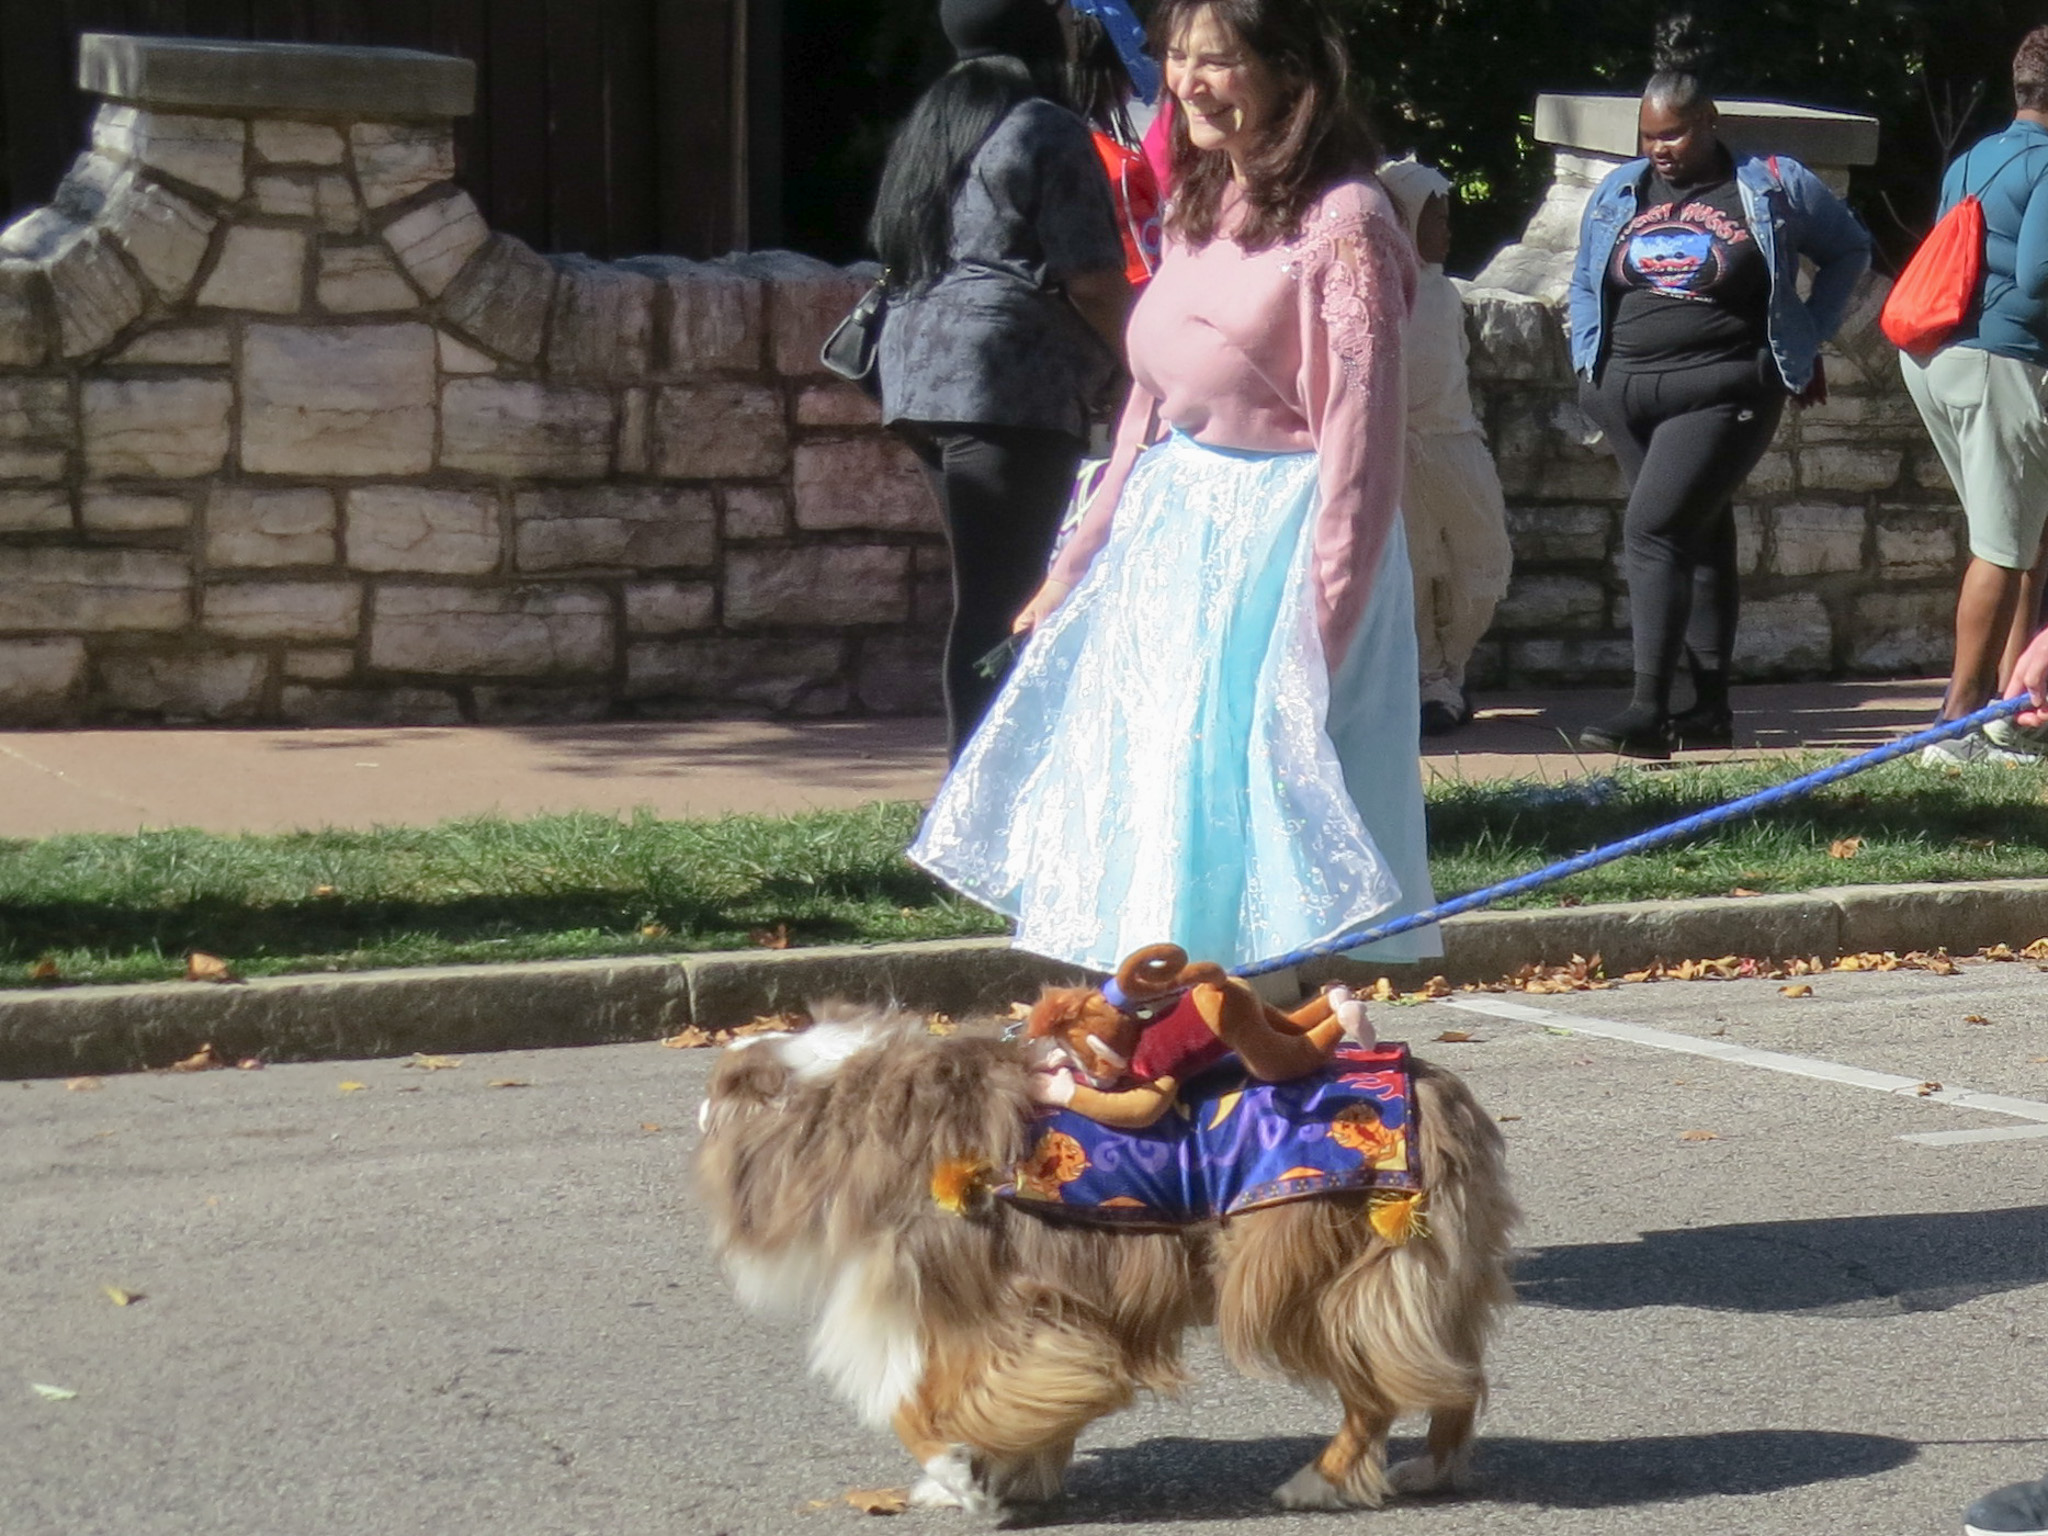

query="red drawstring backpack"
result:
[1882,144,2040,356]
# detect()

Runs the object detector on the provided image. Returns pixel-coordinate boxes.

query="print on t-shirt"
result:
[1605,171,1769,370]
[1612,198,1753,301]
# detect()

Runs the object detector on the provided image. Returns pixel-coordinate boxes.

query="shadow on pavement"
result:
[1043,1428,1915,1522]
[1517,1205,2048,1315]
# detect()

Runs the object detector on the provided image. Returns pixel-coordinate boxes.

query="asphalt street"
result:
[7,961,2048,1536]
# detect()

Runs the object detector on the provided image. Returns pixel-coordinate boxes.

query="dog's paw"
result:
[1387,1451,1466,1496]
[909,1476,965,1509]
[1273,1463,1351,1510]
[911,1446,978,1510]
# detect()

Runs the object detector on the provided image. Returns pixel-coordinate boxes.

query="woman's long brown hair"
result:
[1151,0,1379,251]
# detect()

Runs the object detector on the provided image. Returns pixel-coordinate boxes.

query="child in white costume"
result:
[1378,157,1514,734]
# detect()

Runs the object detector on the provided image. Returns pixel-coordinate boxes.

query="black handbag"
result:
[819,274,888,398]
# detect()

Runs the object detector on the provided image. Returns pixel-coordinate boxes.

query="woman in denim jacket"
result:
[1567,21,1871,756]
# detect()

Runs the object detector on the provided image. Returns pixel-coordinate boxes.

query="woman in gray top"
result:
[872,0,1130,755]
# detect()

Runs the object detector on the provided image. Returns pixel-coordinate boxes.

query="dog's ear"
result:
[705,1038,795,1115]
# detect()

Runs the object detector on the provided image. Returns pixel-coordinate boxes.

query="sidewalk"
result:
[0,678,1947,836]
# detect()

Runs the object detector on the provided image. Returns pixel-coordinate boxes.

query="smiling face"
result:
[1638,91,1720,185]
[1164,5,1283,177]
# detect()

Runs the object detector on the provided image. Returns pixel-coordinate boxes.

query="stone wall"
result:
[0,35,941,725]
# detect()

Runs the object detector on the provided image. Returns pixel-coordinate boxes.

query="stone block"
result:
[546,255,655,379]
[349,122,456,209]
[855,632,944,714]
[206,486,337,568]
[0,490,69,532]
[652,384,787,478]
[437,233,556,364]
[1847,589,1953,674]
[1913,452,1955,495]
[316,244,418,313]
[796,383,883,428]
[1747,450,1795,497]
[204,580,361,641]
[197,225,306,313]
[83,378,233,479]
[470,685,613,724]
[1505,504,1610,564]
[1738,592,1834,676]
[83,492,189,533]
[1875,510,1962,579]
[1768,504,1866,577]
[1800,444,1902,493]
[1532,455,1626,500]
[251,173,315,219]
[370,585,612,675]
[0,638,87,715]
[47,227,146,357]
[81,34,477,120]
[111,324,229,365]
[1503,635,1634,682]
[741,251,877,378]
[0,261,50,368]
[1492,572,1607,631]
[102,652,268,720]
[617,388,650,474]
[345,486,500,574]
[253,120,347,166]
[791,437,939,533]
[0,378,73,479]
[440,380,615,479]
[315,174,361,235]
[381,191,486,299]
[436,330,496,375]
[284,649,355,680]
[723,486,789,539]
[619,255,763,371]
[1793,390,1924,442]
[913,545,953,625]
[625,636,845,712]
[0,547,189,630]
[95,174,215,300]
[279,685,463,725]
[514,486,715,571]
[725,545,910,628]
[624,579,716,635]
[1461,287,1569,382]
[241,322,437,475]
[92,106,247,202]
[1733,505,1763,576]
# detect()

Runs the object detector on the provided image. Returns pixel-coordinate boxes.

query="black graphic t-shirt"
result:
[1605,165,1769,370]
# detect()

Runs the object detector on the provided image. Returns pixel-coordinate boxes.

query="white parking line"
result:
[1440,995,2048,1145]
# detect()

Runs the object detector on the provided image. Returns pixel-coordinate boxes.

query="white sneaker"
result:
[1919,731,2041,768]
[1983,712,2048,754]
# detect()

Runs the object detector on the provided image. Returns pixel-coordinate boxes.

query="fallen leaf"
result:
[184,952,238,984]
[487,1079,530,1089]
[1828,837,1863,860]
[1418,975,1453,998]
[1369,977,1399,1003]
[1497,1114,1523,1122]
[65,1077,102,1092]
[844,1487,909,1515]
[337,1080,367,1093]
[1915,1081,1943,1096]
[168,1043,226,1072]
[663,1026,715,1049]
[1557,894,1583,907]
[1779,983,1814,998]
[1679,1129,1718,1142]
[640,1123,662,1133]
[2023,938,2048,961]
[29,957,59,982]
[1984,944,2018,962]
[640,922,669,938]
[30,1383,77,1401]
[1965,1014,1992,1025]
[1433,1029,1476,1043]
[102,1285,140,1306]
[404,1054,463,1071]
[312,884,337,898]
[926,1013,958,1036]
[237,1057,265,1071]
[1006,1001,1034,1022]
[1728,887,1763,898]
[749,923,791,950]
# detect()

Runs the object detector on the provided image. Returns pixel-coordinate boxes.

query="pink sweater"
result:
[1049,176,1418,657]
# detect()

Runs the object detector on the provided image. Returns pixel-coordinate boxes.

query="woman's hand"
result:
[1013,577,1073,634]
[2008,624,2048,728]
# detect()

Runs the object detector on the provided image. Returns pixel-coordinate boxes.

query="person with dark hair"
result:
[1901,25,2048,767]
[911,0,1442,977]
[872,0,1130,757]
[1568,15,1871,757]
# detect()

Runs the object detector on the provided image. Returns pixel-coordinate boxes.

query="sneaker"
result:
[1919,730,2042,768]
[1965,1473,2048,1535]
[1669,701,1734,750]
[1421,699,1468,736]
[1983,711,2048,754]
[1578,713,1672,760]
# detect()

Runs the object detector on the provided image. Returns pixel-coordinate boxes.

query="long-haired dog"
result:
[695,1008,1518,1516]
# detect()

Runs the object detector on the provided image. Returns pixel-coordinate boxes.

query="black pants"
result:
[903,422,1084,756]
[1580,356,1786,685]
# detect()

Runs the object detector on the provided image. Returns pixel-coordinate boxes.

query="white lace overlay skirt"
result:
[910,432,1440,971]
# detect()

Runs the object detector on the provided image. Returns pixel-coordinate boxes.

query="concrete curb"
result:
[7,881,2048,1079]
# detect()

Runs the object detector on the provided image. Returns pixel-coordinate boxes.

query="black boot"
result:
[1670,665,1733,749]
[1579,673,1672,758]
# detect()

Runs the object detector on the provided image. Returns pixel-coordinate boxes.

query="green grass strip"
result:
[3,755,2045,989]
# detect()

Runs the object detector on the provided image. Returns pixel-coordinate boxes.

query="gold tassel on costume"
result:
[1369,1190,1429,1244]
[930,1155,993,1216]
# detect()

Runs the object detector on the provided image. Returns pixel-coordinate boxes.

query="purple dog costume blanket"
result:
[1002,1042,1419,1228]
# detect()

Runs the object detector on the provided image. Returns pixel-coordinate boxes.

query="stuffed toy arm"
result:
[1029,1067,1179,1129]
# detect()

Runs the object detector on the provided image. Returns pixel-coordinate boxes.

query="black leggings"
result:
[904,422,1084,756]
[1581,356,1786,683]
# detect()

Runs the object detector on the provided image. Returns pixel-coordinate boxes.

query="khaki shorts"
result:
[1901,344,2048,569]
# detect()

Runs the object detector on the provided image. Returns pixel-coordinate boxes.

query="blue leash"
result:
[1231,694,2035,979]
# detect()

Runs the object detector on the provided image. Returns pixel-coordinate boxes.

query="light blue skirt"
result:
[910,432,1440,972]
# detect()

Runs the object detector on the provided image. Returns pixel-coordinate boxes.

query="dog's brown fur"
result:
[696,1011,1518,1514]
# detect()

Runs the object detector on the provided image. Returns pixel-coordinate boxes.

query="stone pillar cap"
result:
[80,32,476,119]
[1534,92,1878,167]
